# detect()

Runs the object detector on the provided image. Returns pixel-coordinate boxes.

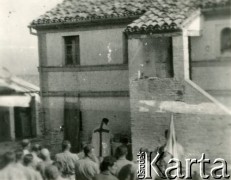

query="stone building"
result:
[29,0,231,163]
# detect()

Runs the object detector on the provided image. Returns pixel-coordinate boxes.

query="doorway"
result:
[0,107,10,141]
[14,107,32,139]
[64,102,81,153]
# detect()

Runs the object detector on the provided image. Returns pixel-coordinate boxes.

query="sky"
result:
[0,0,63,75]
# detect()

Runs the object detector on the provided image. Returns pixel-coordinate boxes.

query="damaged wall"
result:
[129,34,231,166]
[130,78,231,163]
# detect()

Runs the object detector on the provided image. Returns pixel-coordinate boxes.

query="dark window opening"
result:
[123,33,128,64]
[188,37,192,80]
[221,28,231,54]
[168,37,174,78]
[64,36,80,65]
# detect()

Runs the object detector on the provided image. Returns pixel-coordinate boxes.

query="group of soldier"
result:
[0,118,137,180]
[0,117,187,180]
[0,138,136,180]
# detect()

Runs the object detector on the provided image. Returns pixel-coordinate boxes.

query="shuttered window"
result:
[64,36,80,65]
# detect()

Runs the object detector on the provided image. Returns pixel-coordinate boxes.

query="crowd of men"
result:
[0,139,137,180]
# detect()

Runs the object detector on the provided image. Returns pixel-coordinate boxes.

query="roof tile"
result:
[30,0,231,33]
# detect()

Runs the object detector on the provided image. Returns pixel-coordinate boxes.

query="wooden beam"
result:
[42,91,129,97]
[39,64,128,72]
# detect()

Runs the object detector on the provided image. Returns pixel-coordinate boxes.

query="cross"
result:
[94,120,110,157]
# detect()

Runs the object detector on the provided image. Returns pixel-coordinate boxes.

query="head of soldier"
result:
[15,149,23,163]
[165,129,169,140]
[100,156,117,175]
[83,144,94,158]
[45,165,60,180]
[40,148,51,161]
[102,118,109,125]
[21,139,31,150]
[31,144,42,155]
[23,154,34,167]
[3,151,15,167]
[62,140,71,152]
[115,145,128,160]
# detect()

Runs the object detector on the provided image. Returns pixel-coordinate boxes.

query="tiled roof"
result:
[31,0,153,26]
[30,0,231,32]
[126,0,231,33]
[126,2,197,33]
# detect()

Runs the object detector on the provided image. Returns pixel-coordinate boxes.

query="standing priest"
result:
[91,118,112,160]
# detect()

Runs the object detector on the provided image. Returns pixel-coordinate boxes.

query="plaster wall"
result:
[45,26,127,66]
[191,15,231,61]
[192,66,231,90]
[190,15,231,109]
[44,71,129,92]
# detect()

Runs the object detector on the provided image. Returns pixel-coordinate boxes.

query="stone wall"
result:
[130,78,231,164]
[129,32,231,168]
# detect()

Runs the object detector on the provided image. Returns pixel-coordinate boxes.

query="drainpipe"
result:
[29,27,37,36]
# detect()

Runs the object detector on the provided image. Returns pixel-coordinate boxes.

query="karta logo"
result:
[137,151,230,179]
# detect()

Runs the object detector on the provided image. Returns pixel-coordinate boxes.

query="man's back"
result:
[55,151,79,176]
[24,166,43,180]
[37,160,53,179]
[0,164,27,180]
[75,157,99,180]
[32,152,42,169]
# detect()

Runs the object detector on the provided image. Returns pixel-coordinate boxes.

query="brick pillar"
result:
[172,31,190,81]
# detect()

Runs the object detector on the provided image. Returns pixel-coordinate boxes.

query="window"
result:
[221,28,231,54]
[64,36,80,65]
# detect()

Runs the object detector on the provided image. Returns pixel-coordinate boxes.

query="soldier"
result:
[55,140,79,180]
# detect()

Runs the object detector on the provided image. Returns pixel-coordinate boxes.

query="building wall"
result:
[127,37,173,79]
[129,35,231,168]
[191,15,231,61]
[42,71,129,92]
[130,78,231,162]
[45,26,126,66]
[42,96,130,152]
[191,13,231,109]
[37,24,131,152]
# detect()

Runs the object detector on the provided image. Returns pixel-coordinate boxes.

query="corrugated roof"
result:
[0,68,39,94]
[30,0,231,32]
